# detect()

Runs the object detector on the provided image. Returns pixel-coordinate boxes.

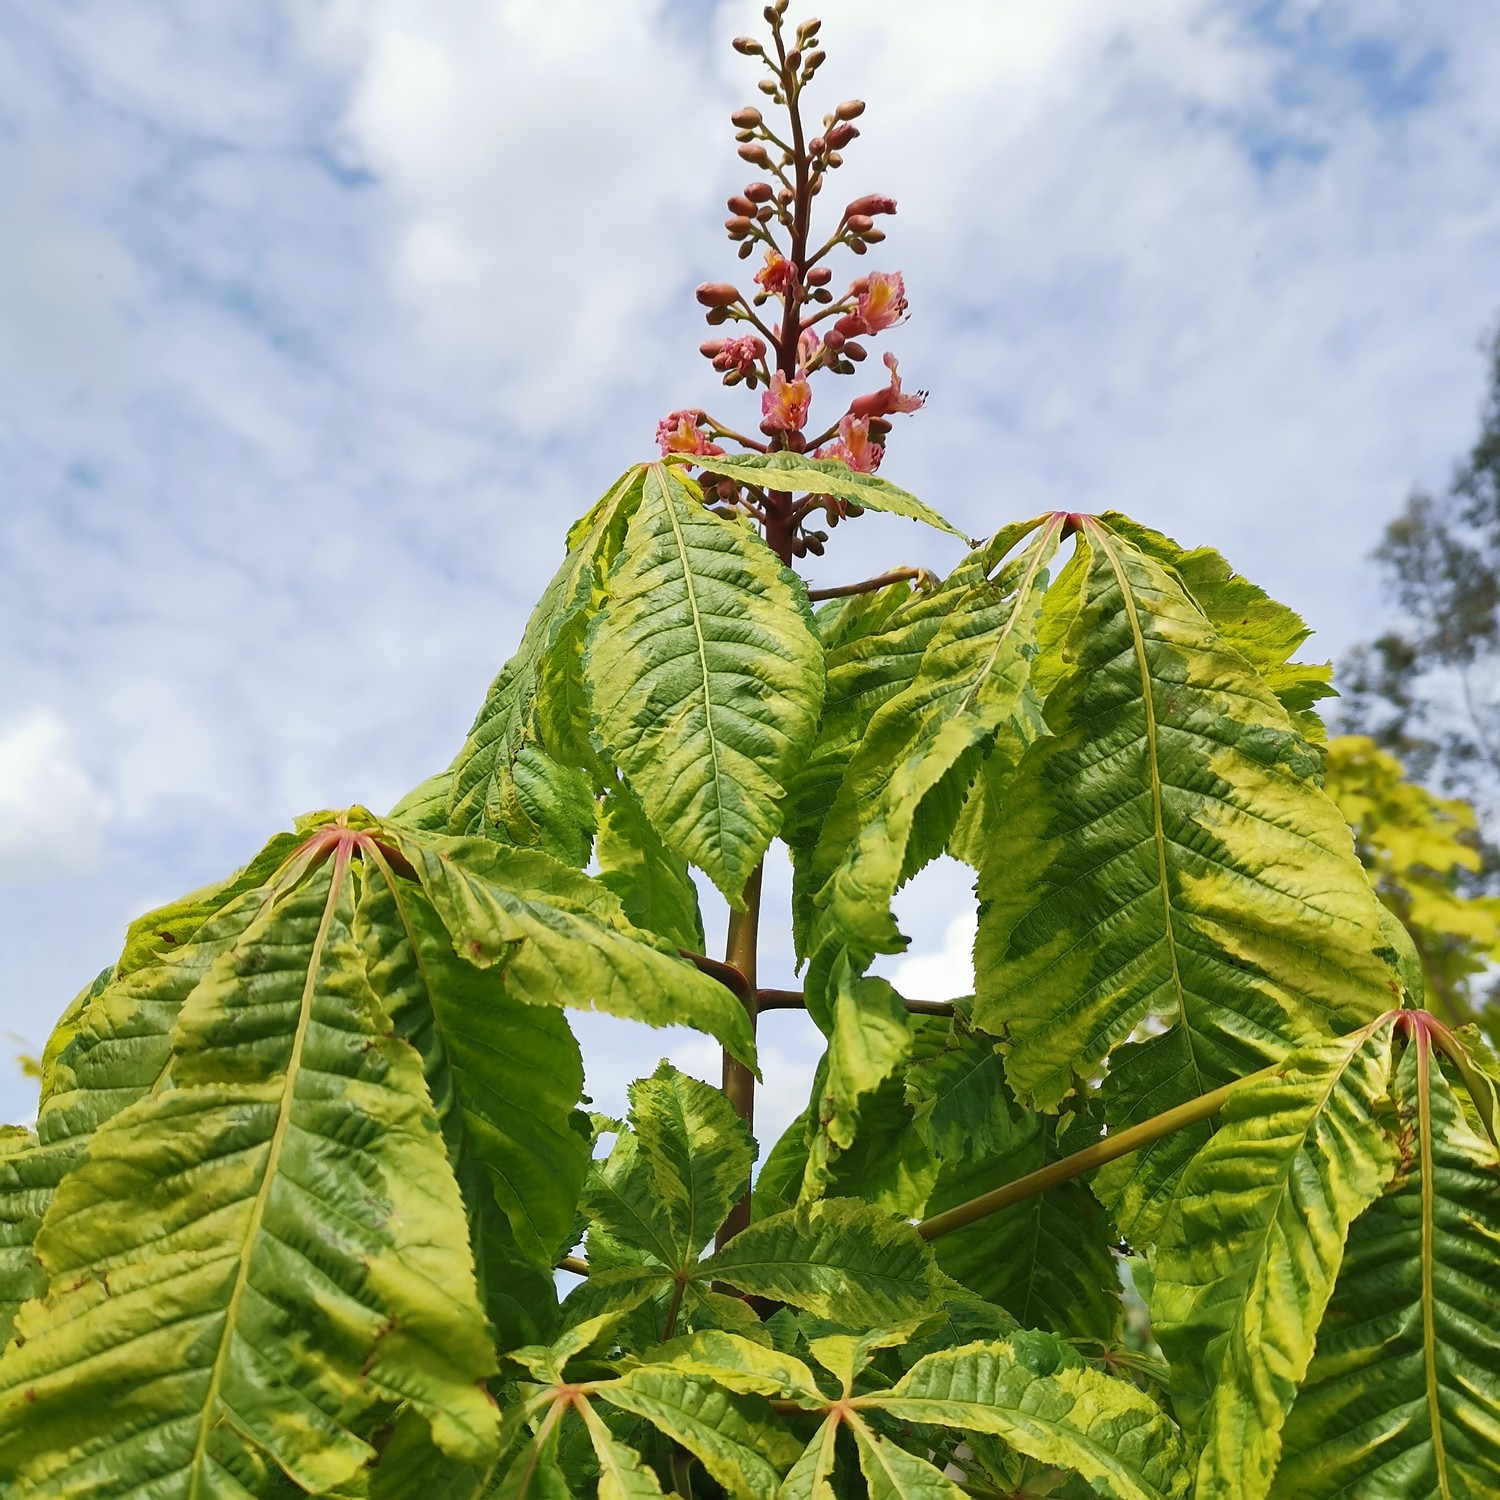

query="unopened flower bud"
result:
[826,153,843,169]
[776,187,794,206]
[847,500,867,515]
[758,79,779,96]
[725,216,753,237]
[827,121,858,149]
[863,227,886,243]
[846,213,875,235]
[700,340,726,358]
[835,99,866,121]
[786,50,801,70]
[696,282,741,308]
[762,4,780,21]
[745,181,774,203]
[798,17,822,36]
[732,37,761,55]
[809,136,827,155]
[731,106,763,129]
[738,143,771,166]
[844,341,868,361]
[849,237,867,255]
[735,129,756,143]
[706,305,732,322]
[737,241,755,259]
[804,49,826,70]
[728,194,756,216]
[807,265,832,286]
[823,329,846,350]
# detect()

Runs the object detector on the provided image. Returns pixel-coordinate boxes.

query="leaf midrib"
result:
[186,848,348,1498]
[1415,1040,1453,1500]
[656,472,732,880]
[1088,524,1205,1101]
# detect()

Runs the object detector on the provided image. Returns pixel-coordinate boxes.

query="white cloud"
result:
[0,713,113,883]
[889,910,979,1004]
[4,0,1500,1124]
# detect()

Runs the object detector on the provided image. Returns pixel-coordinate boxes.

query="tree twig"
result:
[557,1254,590,1277]
[756,987,954,1018]
[915,1062,1282,1240]
[807,567,932,601]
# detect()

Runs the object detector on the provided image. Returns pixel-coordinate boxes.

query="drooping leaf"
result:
[775,1416,840,1500]
[595,779,706,952]
[1271,1035,1500,1500]
[807,519,1057,966]
[706,1198,941,1324]
[1098,513,1335,740]
[594,1365,802,1500]
[801,969,914,1199]
[0,851,499,1495]
[449,467,645,847]
[868,1334,1190,1500]
[645,1329,827,1405]
[974,520,1400,1241]
[585,464,825,904]
[690,450,966,539]
[1151,1024,1399,1500]
[397,830,756,1068]
[356,854,588,1271]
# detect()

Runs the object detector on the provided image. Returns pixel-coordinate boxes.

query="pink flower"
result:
[855,271,908,333]
[656,410,725,458]
[713,336,765,377]
[797,326,821,370]
[815,414,884,474]
[755,249,796,296]
[849,354,926,419]
[760,371,812,434]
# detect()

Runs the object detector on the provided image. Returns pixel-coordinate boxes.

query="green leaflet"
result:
[355,856,588,1272]
[1271,1036,1500,1500]
[396,830,756,1068]
[707,1198,942,1324]
[0,1127,57,1345]
[645,1329,828,1405]
[807,519,1057,966]
[1151,1025,1399,1500]
[595,779,706,952]
[974,521,1398,1240]
[1098,513,1335,742]
[849,1416,967,1499]
[776,1416,840,1500]
[591,1367,801,1500]
[630,1062,756,1258]
[387,769,456,832]
[916,1046,1121,1342]
[0,853,498,1496]
[574,1400,667,1500]
[689,450,966,539]
[585,463,825,905]
[800,968,914,1200]
[869,1334,1190,1500]
[449,467,646,851]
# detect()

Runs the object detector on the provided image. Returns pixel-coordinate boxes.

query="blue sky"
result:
[3,0,1499,1140]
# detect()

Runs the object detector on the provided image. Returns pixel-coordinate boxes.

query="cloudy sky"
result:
[3,0,1499,1143]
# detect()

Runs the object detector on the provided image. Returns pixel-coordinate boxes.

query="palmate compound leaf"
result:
[584,462,825,905]
[689,450,967,540]
[1270,1030,1500,1500]
[393,828,756,1069]
[0,844,498,1498]
[448,466,647,859]
[974,518,1402,1242]
[1150,1021,1400,1500]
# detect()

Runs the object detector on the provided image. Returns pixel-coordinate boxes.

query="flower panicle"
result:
[654,4,925,559]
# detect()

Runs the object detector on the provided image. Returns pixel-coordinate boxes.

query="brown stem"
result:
[670,1451,697,1498]
[716,862,764,1250]
[807,567,931,602]
[916,1062,1281,1240]
[755,987,954,1018]
[680,949,751,1000]
[661,1275,689,1342]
